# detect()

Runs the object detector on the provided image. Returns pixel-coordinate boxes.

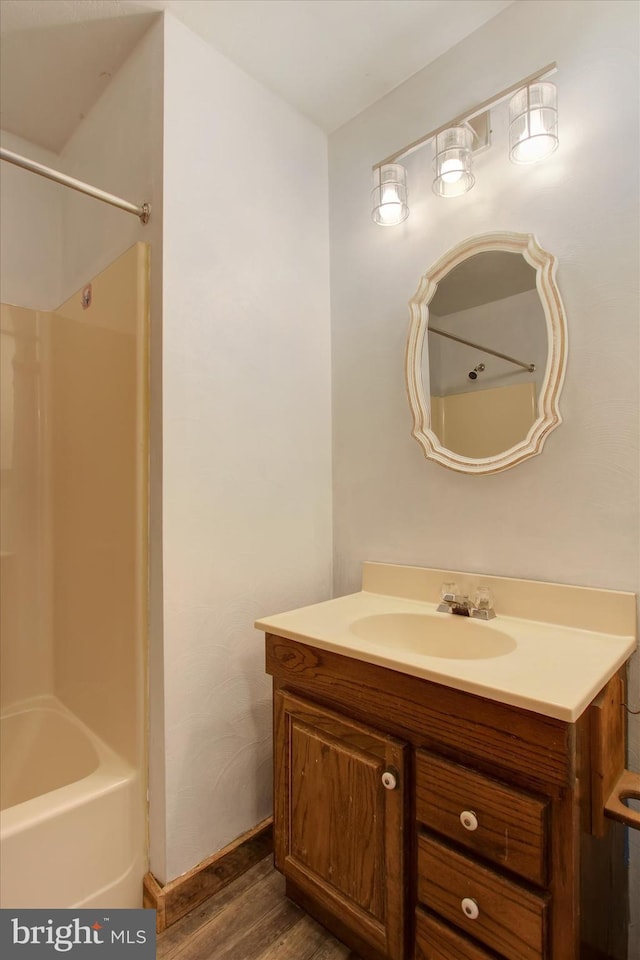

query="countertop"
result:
[255,564,637,722]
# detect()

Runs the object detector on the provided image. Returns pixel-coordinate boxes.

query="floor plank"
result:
[255,914,349,960]
[157,856,360,960]
[162,871,297,960]
[307,931,360,960]
[197,896,304,960]
[157,857,275,959]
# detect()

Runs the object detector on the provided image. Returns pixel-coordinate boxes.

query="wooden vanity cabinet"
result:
[266,633,626,960]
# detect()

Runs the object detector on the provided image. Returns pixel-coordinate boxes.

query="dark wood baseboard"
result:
[143,816,273,932]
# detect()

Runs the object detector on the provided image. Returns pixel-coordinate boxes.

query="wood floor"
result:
[157,855,361,960]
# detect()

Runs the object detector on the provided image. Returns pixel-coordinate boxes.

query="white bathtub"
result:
[0,697,145,908]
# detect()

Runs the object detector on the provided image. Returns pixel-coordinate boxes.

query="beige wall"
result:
[0,304,53,706]
[0,243,147,772]
[431,382,537,459]
[50,243,148,767]
[45,18,164,873]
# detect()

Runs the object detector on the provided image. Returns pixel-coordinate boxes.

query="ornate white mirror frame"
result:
[406,232,567,475]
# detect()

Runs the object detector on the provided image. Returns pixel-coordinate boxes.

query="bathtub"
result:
[0,696,145,908]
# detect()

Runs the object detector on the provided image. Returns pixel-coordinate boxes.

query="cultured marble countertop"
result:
[255,564,637,722]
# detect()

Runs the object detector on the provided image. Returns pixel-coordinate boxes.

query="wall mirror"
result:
[406,232,567,475]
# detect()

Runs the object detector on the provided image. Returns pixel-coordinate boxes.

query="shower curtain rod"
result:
[429,326,535,372]
[0,147,150,224]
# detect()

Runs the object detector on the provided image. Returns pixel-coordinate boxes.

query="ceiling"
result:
[0,0,513,153]
[431,252,537,317]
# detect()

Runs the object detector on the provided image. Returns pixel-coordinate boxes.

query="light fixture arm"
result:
[372,61,557,171]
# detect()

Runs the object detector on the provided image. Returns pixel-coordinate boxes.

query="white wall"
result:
[59,18,163,305]
[329,0,639,952]
[158,14,332,883]
[0,131,62,310]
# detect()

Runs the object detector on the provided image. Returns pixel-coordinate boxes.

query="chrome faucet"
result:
[437,591,473,616]
[437,583,496,620]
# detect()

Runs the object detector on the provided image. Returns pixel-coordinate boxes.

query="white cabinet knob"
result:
[460,810,478,831]
[461,897,479,920]
[381,770,398,790]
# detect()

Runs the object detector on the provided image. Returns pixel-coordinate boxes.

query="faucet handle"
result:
[474,585,493,610]
[441,581,460,603]
[437,581,461,613]
[471,585,496,619]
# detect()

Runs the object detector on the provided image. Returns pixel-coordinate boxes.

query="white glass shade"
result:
[509,82,558,164]
[371,163,409,226]
[432,127,475,198]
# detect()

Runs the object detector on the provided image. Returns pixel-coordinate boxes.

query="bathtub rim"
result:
[0,694,137,838]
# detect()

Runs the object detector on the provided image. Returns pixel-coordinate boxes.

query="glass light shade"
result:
[432,126,475,198]
[371,163,409,226]
[509,82,558,164]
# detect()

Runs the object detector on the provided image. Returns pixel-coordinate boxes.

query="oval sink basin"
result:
[349,612,516,660]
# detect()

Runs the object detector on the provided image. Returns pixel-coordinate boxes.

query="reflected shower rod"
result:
[429,326,535,372]
[0,147,150,224]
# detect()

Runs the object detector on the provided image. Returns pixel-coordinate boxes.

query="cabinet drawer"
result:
[417,833,548,960]
[416,908,497,960]
[416,750,548,885]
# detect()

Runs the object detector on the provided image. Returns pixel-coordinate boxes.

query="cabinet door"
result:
[274,688,407,960]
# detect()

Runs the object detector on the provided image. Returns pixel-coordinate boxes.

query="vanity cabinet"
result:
[267,632,627,960]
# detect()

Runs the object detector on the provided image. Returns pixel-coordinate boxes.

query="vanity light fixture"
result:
[432,125,475,198]
[509,82,558,164]
[371,62,558,225]
[371,163,409,226]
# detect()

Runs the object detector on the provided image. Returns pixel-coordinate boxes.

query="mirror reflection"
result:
[425,251,547,459]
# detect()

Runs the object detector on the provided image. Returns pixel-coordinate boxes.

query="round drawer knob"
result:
[461,897,479,920]
[460,810,478,831]
[381,770,398,790]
